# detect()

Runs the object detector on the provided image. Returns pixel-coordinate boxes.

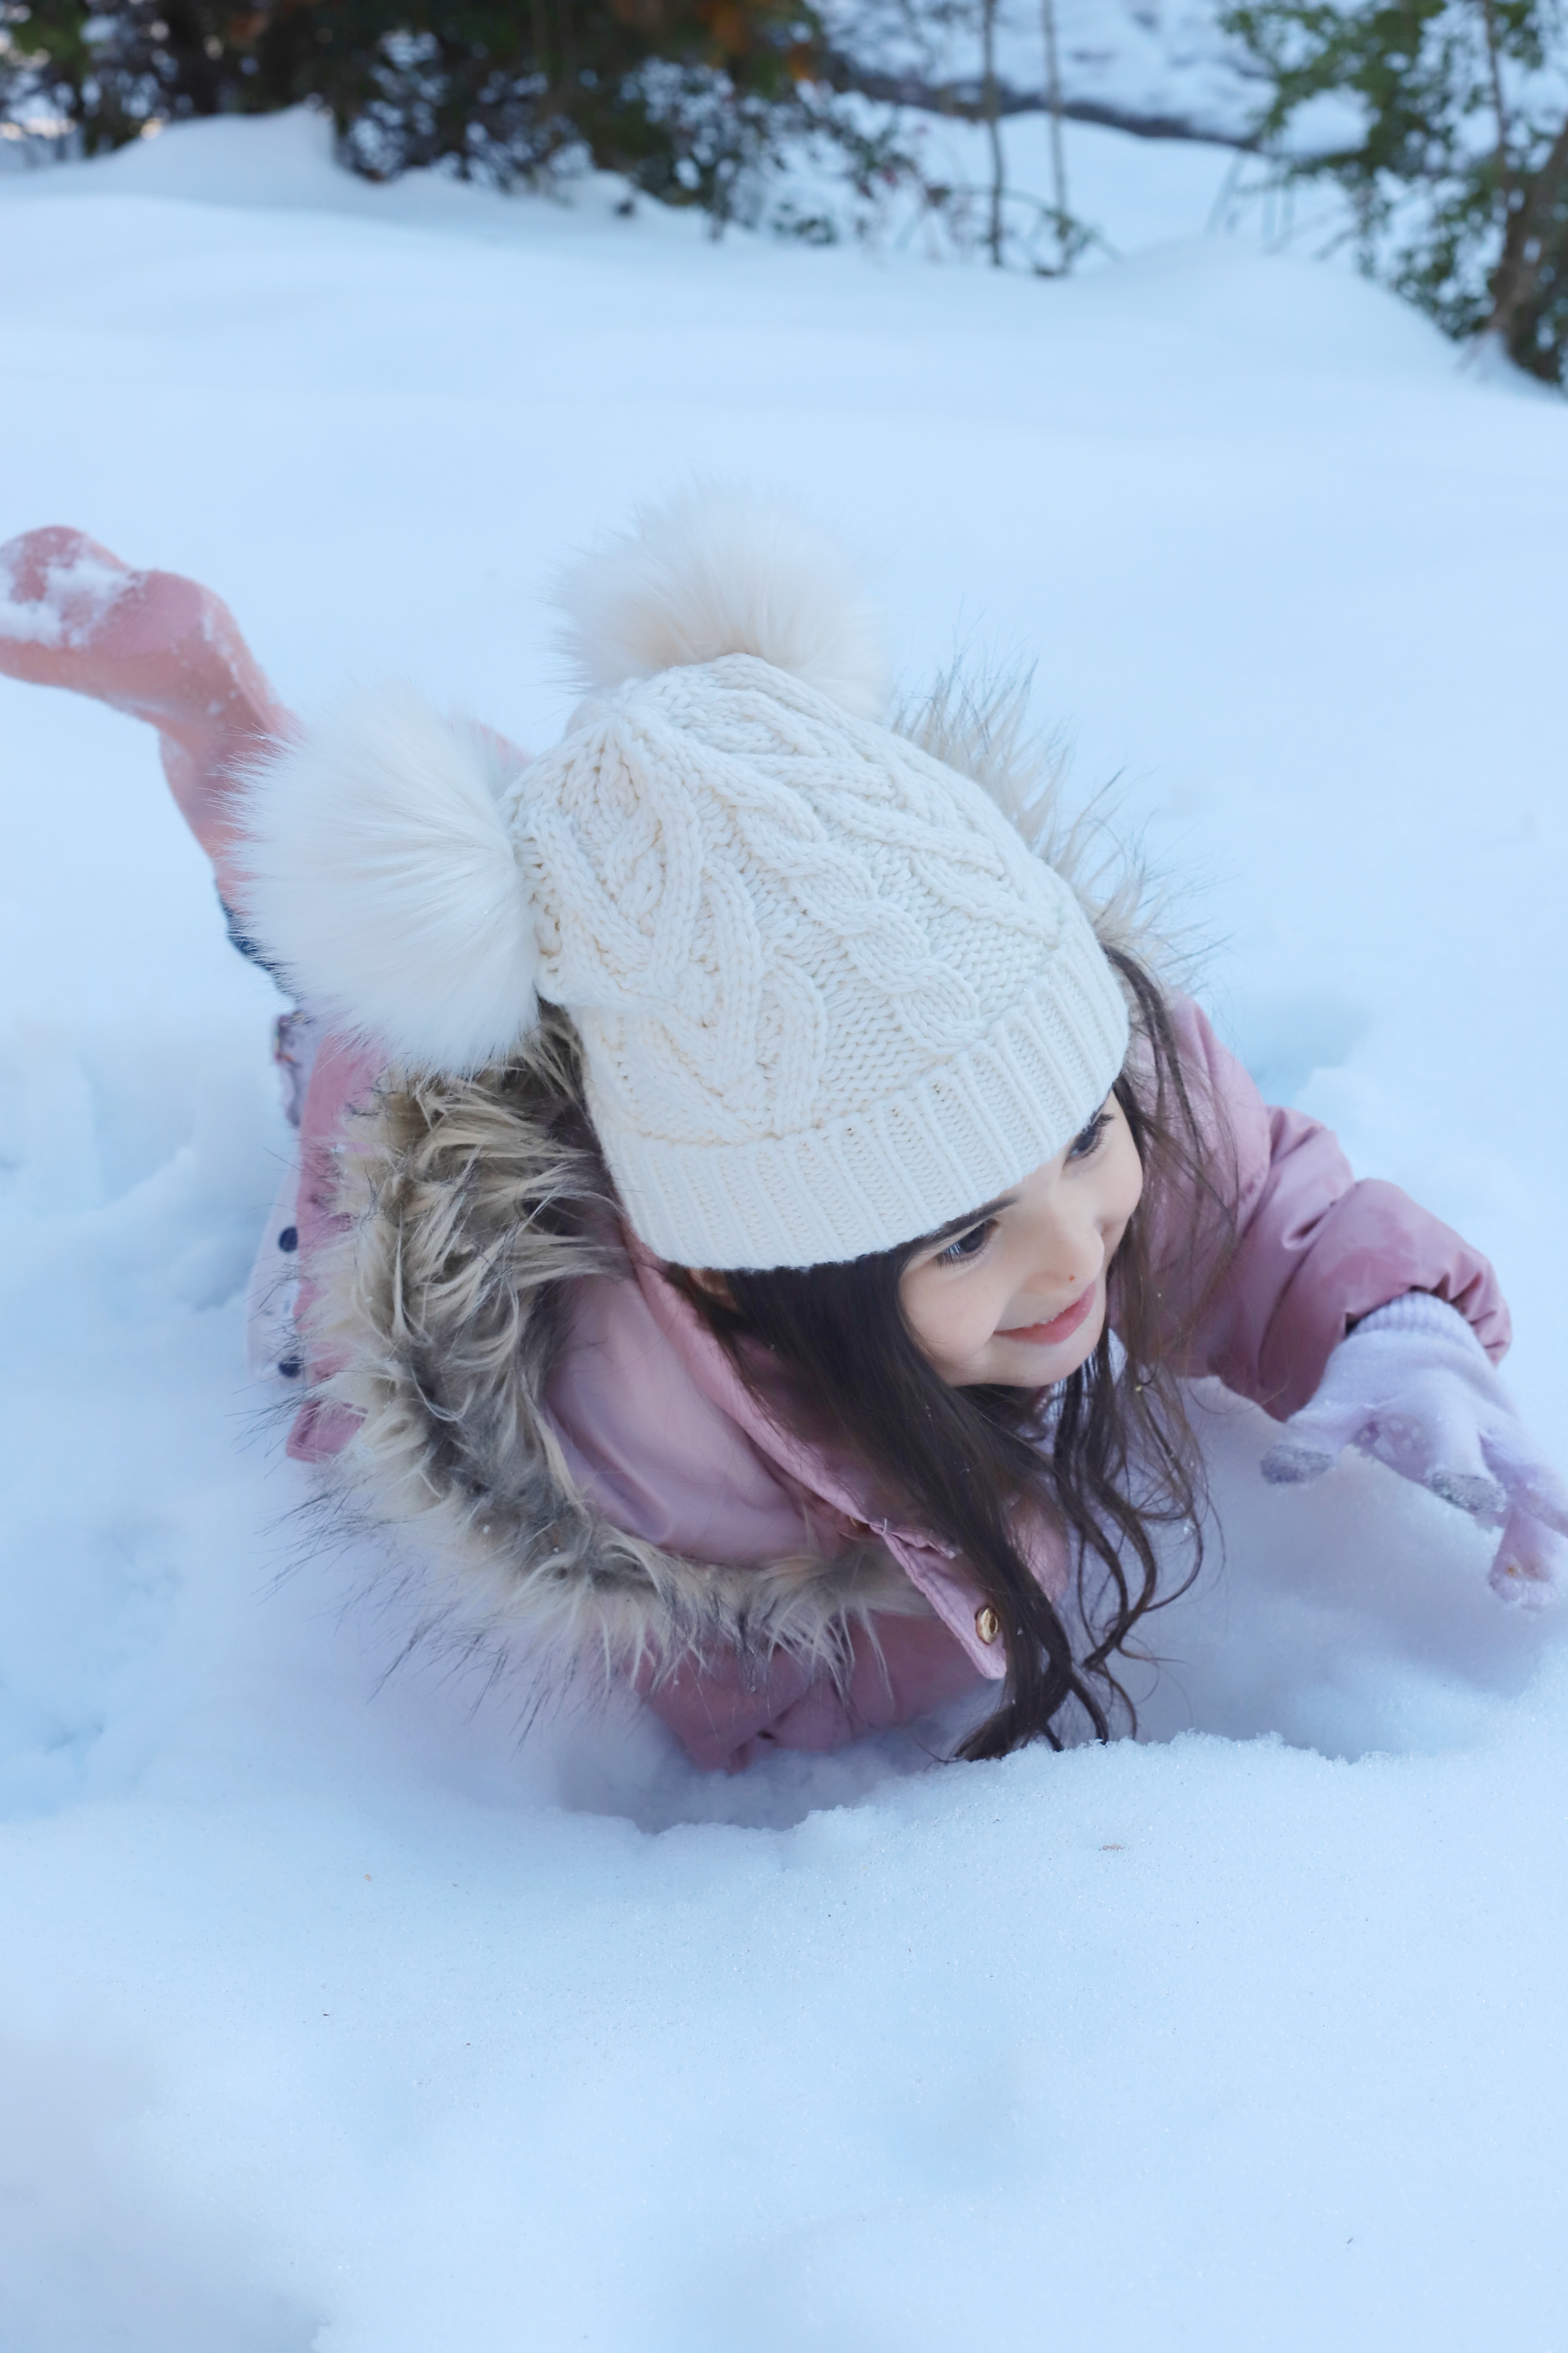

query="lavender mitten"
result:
[1260,1293,1568,1606]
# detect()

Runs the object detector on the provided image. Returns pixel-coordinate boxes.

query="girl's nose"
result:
[1023,1204,1106,1298]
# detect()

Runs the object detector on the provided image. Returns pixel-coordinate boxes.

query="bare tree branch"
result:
[981,0,1004,263]
[1477,0,1517,215]
[1041,0,1072,269]
[837,61,1261,151]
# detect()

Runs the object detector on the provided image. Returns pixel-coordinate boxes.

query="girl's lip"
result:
[997,1283,1098,1348]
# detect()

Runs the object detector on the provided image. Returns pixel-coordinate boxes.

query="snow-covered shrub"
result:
[1225,0,1568,380]
[0,0,853,226]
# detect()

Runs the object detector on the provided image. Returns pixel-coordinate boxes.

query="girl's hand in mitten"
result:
[1259,1292,1568,1606]
[0,525,293,902]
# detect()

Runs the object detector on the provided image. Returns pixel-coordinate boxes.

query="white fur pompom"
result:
[557,487,890,720]
[239,688,540,1071]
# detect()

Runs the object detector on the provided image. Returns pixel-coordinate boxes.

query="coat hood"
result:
[301,1007,927,1688]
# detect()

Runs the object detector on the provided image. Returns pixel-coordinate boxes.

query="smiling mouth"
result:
[997,1283,1098,1348]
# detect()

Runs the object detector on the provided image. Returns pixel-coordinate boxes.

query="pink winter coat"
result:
[282,999,1507,1771]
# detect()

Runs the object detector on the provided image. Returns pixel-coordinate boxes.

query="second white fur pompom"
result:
[556,486,890,720]
[239,687,540,1071]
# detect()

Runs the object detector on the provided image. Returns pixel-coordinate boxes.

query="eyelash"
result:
[1069,1108,1112,1161]
[931,1109,1112,1267]
[935,1220,994,1268]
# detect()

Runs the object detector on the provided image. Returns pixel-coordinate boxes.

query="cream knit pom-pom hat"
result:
[241,490,1130,1270]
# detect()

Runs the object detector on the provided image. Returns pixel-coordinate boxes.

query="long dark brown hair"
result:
[668,949,1236,1760]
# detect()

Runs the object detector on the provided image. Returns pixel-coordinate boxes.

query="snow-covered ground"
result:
[2,107,1566,2353]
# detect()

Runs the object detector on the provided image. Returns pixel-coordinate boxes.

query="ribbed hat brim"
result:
[592,928,1130,1270]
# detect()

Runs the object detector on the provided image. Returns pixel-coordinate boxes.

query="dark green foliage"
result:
[0,0,843,224]
[1222,0,1568,380]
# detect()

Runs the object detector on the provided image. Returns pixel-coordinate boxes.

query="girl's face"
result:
[897,1095,1143,1388]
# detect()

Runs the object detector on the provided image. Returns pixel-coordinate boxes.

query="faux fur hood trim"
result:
[308,1011,925,1691]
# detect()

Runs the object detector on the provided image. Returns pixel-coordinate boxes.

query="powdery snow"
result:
[1,108,1565,2353]
[0,544,131,647]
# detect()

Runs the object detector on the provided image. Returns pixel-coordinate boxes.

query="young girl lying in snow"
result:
[2,497,1562,1772]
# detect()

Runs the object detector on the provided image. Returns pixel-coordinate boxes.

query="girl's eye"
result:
[936,1219,994,1268]
[1068,1108,1111,1161]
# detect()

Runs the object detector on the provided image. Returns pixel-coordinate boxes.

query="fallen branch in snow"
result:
[835,63,1262,152]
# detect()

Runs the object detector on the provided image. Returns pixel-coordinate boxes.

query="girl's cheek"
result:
[1095,1134,1143,1252]
[902,1280,997,1378]
[940,1308,993,1376]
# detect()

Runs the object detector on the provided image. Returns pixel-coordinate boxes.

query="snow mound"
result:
[1,109,1566,2353]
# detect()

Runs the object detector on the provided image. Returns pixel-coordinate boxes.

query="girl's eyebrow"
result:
[919,1193,1018,1251]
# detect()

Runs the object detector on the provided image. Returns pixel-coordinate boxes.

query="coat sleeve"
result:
[636,1611,985,1774]
[1150,998,1510,1421]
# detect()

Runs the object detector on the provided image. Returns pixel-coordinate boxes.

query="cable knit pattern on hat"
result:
[240,492,1130,1269]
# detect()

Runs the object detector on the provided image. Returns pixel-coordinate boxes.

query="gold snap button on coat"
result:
[975,1605,1000,1646]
